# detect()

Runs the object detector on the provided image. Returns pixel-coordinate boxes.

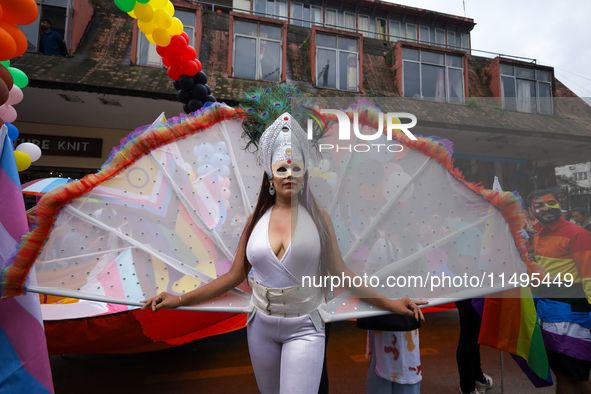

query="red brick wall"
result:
[71,0,94,54]
[393,41,403,96]
[484,57,501,105]
[194,4,203,58]
[130,20,138,65]
[308,29,316,86]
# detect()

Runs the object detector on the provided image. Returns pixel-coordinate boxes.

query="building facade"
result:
[11,0,591,200]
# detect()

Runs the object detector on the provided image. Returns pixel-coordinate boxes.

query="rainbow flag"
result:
[0,126,54,393]
[477,287,552,388]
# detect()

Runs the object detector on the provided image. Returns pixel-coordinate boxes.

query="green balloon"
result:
[114,0,136,13]
[135,0,150,3]
[0,60,9,68]
[8,67,28,88]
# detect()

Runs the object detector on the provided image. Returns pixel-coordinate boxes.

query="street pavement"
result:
[49,310,556,393]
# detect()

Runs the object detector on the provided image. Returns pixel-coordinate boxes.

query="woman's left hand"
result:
[387,298,427,322]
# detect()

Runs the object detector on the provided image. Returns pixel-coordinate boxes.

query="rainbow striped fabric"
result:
[532,217,591,365]
[0,127,54,393]
[478,288,553,387]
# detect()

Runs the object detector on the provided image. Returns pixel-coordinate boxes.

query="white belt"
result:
[247,279,326,331]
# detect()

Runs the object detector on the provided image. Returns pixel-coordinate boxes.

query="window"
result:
[137,9,195,67]
[358,15,369,38]
[359,15,386,39]
[402,48,464,104]
[419,26,429,44]
[341,12,356,32]
[316,34,358,91]
[500,64,552,114]
[233,20,282,81]
[325,8,338,28]
[435,29,445,47]
[290,3,322,27]
[19,0,72,53]
[461,33,470,51]
[419,27,449,47]
[375,18,387,40]
[253,0,287,20]
[389,21,401,42]
[405,24,417,43]
[574,172,588,181]
[447,31,461,49]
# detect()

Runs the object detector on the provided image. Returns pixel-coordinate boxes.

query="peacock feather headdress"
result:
[237,83,328,155]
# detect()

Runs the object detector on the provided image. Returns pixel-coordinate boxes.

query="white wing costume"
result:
[2,93,528,356]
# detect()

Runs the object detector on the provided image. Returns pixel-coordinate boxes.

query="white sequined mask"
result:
[259,113,310,180]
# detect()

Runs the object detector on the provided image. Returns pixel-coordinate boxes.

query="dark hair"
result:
[41,19,52,26]
[241,171,332,277]
[572,207,590,218]
[526,189,558,207]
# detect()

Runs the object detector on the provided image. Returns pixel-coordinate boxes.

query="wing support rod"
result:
[26,285,250,313]
[342,156,431,264]
[374,211,496,278]
[328,210,500,308]
[219,121,253,216]
[149,151,235,261]
[328,281,520,322]
[63,205,249,297]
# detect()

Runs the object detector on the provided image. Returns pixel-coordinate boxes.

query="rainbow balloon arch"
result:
[115,0,216,113]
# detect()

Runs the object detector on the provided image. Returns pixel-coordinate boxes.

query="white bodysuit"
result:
[245,204,325,394]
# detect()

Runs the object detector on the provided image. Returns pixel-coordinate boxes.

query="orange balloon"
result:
[0,4,4,20]
[0,26,16,61]
[0,21,27,57]
[0,0,39,25]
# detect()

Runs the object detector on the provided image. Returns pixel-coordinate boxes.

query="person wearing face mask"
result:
[526,189,591,394]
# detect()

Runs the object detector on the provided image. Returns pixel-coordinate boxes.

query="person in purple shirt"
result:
[40,19,67,56]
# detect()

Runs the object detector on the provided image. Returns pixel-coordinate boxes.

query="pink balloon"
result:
[1,105,17,123]
[0,104,6,117]
[6,85,23,105]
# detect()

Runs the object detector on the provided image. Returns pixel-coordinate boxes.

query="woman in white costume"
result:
[141,110,426,393]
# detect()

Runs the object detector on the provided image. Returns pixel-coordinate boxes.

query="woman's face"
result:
[270,160,304,198]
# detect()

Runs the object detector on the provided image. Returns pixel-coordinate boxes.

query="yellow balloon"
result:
[164,1,175,17]
[152,28,171,46]
[149,0,167,10]
[127,10,137,18]
[154,8,172,29]
[14,151,31,172]
[168,17,183,36]
[138,20,157,34]
[134,2,154,23]
[386,113,401,130]
[146,33,157,44]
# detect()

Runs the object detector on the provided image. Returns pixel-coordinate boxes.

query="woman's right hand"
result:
[140,292,180,312]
